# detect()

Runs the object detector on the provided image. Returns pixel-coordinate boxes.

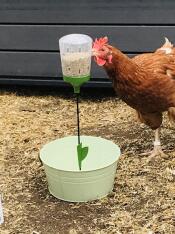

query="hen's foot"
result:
[140,129,169,161]
[140,145,167,162]
[148,145,167,160]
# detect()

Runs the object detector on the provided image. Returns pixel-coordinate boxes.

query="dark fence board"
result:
[0,51,59,77]
[0,0,174,24]
[0,25,173,52]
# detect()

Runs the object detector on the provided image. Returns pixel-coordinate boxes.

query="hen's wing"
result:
[132,38,175,80]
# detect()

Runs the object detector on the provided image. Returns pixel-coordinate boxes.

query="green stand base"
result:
[63,75,90,93]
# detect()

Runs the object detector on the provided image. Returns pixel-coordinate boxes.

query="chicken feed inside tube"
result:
[59,34,92,79]
[61,52,91,77]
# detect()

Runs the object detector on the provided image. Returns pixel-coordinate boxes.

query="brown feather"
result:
[137,111,163,130]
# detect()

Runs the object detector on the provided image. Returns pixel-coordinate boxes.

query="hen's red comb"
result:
[93,36,108,50]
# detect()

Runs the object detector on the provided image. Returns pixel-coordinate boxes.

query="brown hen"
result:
[92,37,175,158]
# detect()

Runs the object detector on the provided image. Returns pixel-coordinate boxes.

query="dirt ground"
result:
[0,86,174,234]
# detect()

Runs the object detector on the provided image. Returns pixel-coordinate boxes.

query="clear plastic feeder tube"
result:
[59,34,92,79]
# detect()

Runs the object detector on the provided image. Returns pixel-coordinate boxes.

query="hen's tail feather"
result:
[164,37,173,48]
[156,37,174,54]
[168,107,175,123]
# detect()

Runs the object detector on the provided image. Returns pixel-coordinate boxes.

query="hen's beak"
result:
[92,48,98,56]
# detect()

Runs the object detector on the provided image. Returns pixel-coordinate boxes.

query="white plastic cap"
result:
[59,34,92,53]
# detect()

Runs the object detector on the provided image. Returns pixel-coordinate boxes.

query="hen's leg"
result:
[149,128,166,158]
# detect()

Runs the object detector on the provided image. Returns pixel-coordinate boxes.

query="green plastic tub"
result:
[40,136,120,202]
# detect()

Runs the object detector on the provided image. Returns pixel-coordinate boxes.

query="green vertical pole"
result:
[76,93,81,145]
[76,92,88,170]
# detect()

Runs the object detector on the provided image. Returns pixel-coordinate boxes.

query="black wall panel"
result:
[0,1,174,86]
